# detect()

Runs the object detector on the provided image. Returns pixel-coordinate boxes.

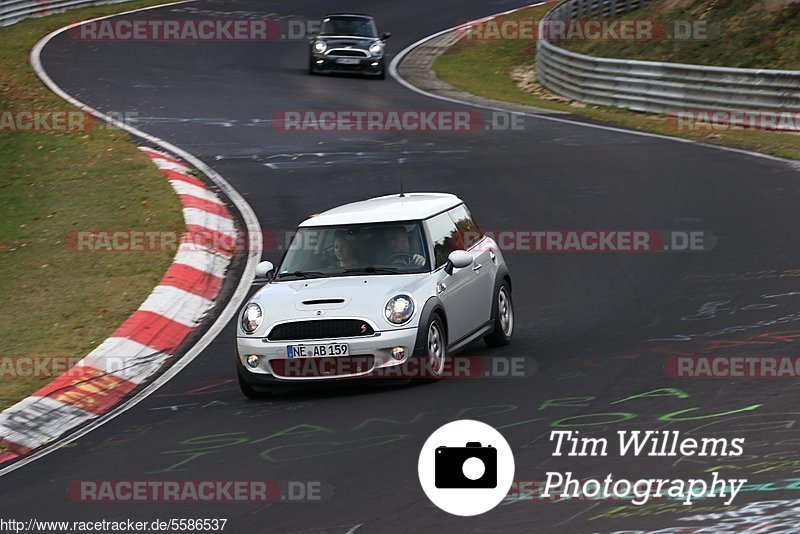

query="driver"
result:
[384,226,425,266]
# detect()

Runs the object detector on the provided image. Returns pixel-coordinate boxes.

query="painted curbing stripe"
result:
[170,180,228,205]
[0,396,95,451]
[183,225,237,257]
[164,169,207,188]
[111,310,194,354]
[160,263,224,300]
[152,158,192,174]
[139,147,183,165]
[178,194,231,218]
[0,439,31,463]
[172,242,232,279]
[33,366,137,415]
[182,207,237,235]
[137,285,214,328]
[81,337,170,384]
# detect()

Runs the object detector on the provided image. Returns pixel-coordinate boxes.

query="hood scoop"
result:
[295,297,350,311]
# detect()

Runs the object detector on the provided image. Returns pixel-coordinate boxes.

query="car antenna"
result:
[398,142,407,197]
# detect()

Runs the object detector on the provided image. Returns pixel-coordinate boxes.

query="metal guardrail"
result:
[536,0,800,130]
[0,0,132,27]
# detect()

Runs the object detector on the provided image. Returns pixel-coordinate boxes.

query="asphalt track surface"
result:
[4,0,800,532]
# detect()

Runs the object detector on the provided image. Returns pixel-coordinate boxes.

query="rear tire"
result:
[484,281,513,347]
[237,359,272,399]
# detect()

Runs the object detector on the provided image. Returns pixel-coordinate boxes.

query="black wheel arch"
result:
[413,296,447,356]
[489,265,512,323]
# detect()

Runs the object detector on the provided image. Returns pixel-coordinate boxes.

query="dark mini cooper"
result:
[308,14,390,79]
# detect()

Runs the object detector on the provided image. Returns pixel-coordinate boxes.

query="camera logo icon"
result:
[435,442,497,489]
[418,420,515,516]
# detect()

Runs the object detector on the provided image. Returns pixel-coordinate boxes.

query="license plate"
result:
[287,343,349,358]
[336,58,360,65]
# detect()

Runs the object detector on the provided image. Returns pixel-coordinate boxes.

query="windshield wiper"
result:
[276,270,325,279]
[342,266,402,275]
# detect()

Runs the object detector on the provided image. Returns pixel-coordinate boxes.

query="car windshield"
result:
[276,222,429,280]
[319,16,378,38]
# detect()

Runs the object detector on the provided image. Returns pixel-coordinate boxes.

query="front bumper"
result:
[237,326,418,383]
[311,54,384,74]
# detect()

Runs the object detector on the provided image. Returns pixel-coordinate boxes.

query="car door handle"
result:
[472,263,483,271]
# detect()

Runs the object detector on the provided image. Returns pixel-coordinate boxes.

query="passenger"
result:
[333,230,362,268]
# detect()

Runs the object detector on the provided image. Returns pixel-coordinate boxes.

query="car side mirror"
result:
[255,260,274,280]
[308,30,319,38]
[444,250,472,275]
[381,32,391,40]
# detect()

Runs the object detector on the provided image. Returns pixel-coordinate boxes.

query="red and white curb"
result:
[0,147,235,465]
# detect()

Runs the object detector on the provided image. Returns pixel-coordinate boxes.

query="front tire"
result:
[237,359,272,399]
[484,281,513,347]
[415,314,447,382]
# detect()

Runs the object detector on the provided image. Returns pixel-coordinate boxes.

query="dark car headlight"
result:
[313,40,327,53]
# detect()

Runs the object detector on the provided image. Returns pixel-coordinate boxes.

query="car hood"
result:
[244,274,431,334]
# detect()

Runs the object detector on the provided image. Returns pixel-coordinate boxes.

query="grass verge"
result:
[0,0,186,411]
[432,4,800,160]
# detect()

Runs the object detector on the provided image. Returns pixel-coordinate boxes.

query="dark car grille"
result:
[328,49,368,57]
[267,320,374,341]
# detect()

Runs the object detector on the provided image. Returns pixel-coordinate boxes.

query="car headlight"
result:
[368,42,383,56]
[385,295,415,325]
[314,40,327,53]
[241,303,262,334]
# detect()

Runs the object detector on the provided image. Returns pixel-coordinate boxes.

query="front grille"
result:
[271,355,375,378]
[327,49,368,57]
[267,319,374,341]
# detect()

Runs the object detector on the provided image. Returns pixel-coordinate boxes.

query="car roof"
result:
[299,193,463,227]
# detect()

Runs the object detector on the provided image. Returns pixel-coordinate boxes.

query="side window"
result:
[448,204,483,250]
[426,212,459,268]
